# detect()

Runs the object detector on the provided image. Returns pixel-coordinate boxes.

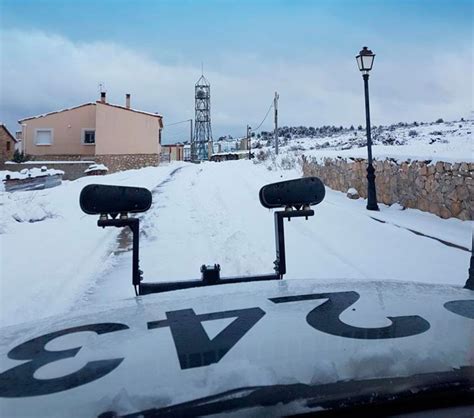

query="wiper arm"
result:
[109,367,474,418]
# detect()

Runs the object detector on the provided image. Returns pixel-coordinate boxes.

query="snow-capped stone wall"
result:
[302,156,473,220]
[4,161,93,180]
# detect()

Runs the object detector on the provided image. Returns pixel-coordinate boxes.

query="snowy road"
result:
[79,160,471,308]
[1,160,471,327]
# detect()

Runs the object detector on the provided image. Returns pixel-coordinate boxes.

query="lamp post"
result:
[247,125,252,159]
[465,233,474,290]
[356,46,379,211]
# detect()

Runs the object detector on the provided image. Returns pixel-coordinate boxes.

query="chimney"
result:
[125,93,131,109]
[100,91,106,103]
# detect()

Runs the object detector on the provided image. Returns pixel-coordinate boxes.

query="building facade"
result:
[18,93,163,172]
[161,144,185,161]
[0,124,18,166]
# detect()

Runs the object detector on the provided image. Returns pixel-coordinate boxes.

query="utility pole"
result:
[247,124,252,159]
[274,92,279,155]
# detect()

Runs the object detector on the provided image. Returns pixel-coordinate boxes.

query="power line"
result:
[253,101,274,131]
[166,119,192,127]
[164,125,189,133]
[163,138,189,144]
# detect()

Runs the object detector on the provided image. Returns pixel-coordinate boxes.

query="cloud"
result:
[0,29,471,140]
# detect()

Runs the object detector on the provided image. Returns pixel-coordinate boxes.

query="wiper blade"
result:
[110,367,474,418]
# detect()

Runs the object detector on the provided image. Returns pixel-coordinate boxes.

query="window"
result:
[6,141,11,151]
[35,129,53,145]
[82,129,95,145]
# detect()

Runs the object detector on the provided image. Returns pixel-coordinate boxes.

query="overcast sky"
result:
[1,0,472,143]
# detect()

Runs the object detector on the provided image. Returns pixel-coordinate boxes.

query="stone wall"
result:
[302,156,473,220]
[26,155,92,161]
[4,161,94,180]
[94,154,159,173]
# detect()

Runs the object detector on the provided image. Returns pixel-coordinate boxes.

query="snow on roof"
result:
[162,143,185,147]
[18,101,163,124]
[96,101,163,119]
[18,103,96,122]
[212,150,249,156]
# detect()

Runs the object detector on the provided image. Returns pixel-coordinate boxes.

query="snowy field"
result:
[257,119,473,164]
[1,159,471,328]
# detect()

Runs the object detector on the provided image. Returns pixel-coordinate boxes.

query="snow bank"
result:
[84,163,108,173]
[2,167,64,180]
[5,160,95,164]
[0,162,186,328]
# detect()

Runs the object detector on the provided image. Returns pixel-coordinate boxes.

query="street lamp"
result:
[465,233,474,290]
[247,125,252,159]
[356,46,379,211]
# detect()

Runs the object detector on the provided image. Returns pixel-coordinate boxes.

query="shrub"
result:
[408,130,418,137]
[279,156,296,170]
[435,118,444,123]
[256,150,270,161]
[12,150,28,163]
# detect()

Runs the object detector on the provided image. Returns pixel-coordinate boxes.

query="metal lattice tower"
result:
[192,74,213,161]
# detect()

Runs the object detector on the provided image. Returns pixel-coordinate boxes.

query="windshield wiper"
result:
[101,367,474,417]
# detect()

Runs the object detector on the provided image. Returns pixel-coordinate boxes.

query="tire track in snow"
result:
[289,220,370,279]
[323,193,469,252]
[184,164,269,276]
[368,216,470,252]
[74,166,188,307]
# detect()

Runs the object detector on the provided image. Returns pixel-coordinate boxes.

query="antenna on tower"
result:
[98,82,106,94]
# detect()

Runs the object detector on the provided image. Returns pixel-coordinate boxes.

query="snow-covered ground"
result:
[0,164,186,327]
[1,159,471,328]
[257,119,473,164]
